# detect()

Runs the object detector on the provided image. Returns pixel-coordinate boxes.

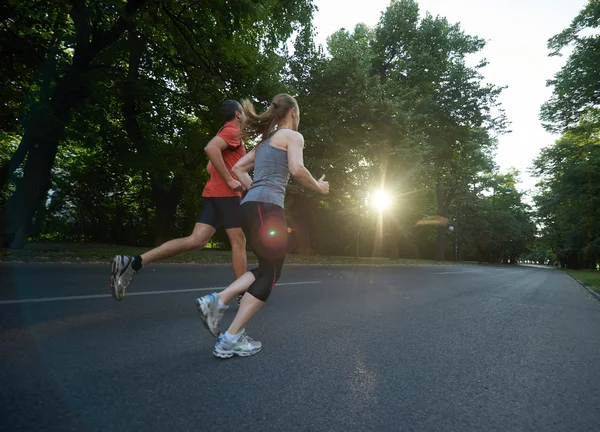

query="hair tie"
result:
[272,102,278,109]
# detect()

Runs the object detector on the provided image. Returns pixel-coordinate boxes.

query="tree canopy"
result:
[1,0,536,264]
[532,0,600,269]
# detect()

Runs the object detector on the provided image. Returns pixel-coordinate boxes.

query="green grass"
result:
[0,243,236,264]
[0,241,453,266]
[567,269,600,294]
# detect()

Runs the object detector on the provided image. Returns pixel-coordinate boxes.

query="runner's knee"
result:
[228,230,246,251]
[188,223,215,249]
[247,268,272,302]
[189,232,209,249]
[247,265,282,302]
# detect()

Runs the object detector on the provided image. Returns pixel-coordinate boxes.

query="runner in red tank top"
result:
[109,100,249,302]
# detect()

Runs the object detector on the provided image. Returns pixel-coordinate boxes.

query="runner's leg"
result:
[109,199,219,301]
[214,197,247,303]
[226,228,247,279]
[140,223,215,266]
[207,202,286,357]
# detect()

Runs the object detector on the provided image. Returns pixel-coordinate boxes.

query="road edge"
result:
[0,257,463,267]
[565,272,600,303]
[0,260,459,268]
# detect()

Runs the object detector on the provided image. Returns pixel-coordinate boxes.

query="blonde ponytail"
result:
[242,93,299,142]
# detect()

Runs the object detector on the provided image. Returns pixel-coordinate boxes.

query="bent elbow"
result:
[289,164,303,177]
[204,143,218,155]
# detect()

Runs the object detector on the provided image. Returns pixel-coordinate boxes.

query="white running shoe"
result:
[109,255,137,301]
[196,293,225,337]
[213,331,262,359]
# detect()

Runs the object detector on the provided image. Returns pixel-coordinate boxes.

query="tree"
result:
[533,117,600,269]
[3,0,526,261]
[286,22,414,256]
[534,1,600,270]
[1,0,152,248]
[372,0,508,260]
[541,0,600,133]
[1,0,315,248]
[283,1,511,261]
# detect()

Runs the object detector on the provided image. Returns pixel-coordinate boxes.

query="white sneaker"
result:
[213,331,262,359]
[196,293,225,337]
[109,255,137,301]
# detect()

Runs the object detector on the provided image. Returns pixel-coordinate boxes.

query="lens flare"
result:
[255,215,288,259]
[373,190,391,210]
[416,216,449,226]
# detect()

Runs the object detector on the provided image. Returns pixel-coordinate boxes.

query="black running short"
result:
[197,197,242,229]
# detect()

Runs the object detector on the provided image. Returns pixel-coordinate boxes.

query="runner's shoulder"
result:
[278,129,304,145]
[217,122,242,141]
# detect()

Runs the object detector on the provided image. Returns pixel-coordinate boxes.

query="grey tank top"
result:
[241,134,290,208]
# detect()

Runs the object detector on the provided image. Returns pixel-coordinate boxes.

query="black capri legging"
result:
[241,201,287,302]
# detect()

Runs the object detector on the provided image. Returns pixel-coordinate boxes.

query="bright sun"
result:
[372,190,391,210]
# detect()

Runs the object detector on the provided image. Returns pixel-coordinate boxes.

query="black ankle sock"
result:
[132,256,143,271]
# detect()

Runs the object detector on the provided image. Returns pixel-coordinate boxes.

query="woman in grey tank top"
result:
[195,93,329,359]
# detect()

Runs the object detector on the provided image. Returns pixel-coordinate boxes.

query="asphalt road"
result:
[1,263,599,432]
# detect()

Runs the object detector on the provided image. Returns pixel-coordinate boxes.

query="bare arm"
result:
[232,149,256,192]
[204,136,242,192]
[287,134,329,195]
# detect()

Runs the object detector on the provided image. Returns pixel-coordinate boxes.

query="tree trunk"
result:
[290,194,313,254]
[565,252,581,270]
[0,11,68,192]
[0,76,86,248]
[153,206,177,247]
[436,225,447,261]
[0,141,31,192]
[585,164,594,268]
[121,30,187,247]
[0,61,93,249]
[1,131,61,248]
[388,242,400,260]
[0,0,150,249]
[435,181,449,261]
[387,214,400,260]
[585,255,597,270]
[296,220,312,254]
[152,176,185,246]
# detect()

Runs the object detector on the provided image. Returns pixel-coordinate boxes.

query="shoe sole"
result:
[213,346,262,359]
[196,298,219,337]
[109,257,122,302]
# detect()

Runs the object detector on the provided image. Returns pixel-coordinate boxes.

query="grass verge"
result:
[566,269,600,294]
[0,242,453,266]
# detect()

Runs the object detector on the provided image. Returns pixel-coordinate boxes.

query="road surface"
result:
[1,263,599,431]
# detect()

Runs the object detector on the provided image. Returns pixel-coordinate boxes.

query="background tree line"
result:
[1,0,537,263]
[529,0,600,270]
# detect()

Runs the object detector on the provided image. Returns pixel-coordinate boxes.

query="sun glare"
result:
[372,190,391,211]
